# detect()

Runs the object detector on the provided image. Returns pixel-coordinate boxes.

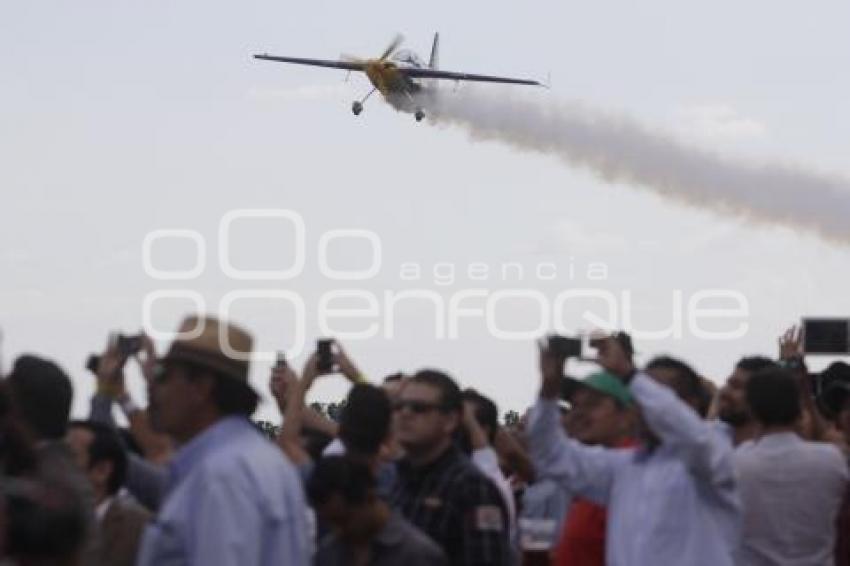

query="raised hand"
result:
[334,340,364,383]
[96,337,128,399]
[591,333,635,379]
[269,361,299,413]
[538,340,567,399]
[778,325,804,361]
[134,333,159,384]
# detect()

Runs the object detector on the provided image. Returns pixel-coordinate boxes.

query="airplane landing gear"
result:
[415,109,425,122]
[352,88,377,117]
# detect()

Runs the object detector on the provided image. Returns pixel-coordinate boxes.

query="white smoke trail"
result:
[424,87,850,244]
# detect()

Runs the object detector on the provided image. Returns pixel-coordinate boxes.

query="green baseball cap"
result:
[561,371,634,407]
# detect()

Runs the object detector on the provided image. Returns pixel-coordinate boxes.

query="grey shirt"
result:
[735,432,848,566]
[315,512,448,566]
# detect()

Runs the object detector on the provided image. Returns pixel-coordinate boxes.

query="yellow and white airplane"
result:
[254,33,542,121]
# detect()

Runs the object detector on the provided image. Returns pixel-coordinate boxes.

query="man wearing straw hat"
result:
[136,315,309,565]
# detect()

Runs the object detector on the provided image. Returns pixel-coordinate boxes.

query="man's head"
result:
[66,421,127,503]
[0,380,37,476]
[393,369,462,457]
[147,316,258,443]
[746,368,801,428]
[339,384,392,458]
[306,455,383,542]
[6,355,73,441]
[645,356,706,415]
[462,389,499,444]
[718,356,777,427]
[819,362,850,443]
[562,372,635,446]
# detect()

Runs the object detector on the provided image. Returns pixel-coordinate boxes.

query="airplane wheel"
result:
[352,101,363,116]
[415,110,425,122]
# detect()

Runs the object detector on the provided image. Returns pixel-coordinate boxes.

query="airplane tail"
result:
[429,32,439,69]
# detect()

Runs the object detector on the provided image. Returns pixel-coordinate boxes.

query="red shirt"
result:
[553,439,636,566]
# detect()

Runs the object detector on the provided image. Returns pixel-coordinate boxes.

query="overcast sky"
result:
[2,0,850,420]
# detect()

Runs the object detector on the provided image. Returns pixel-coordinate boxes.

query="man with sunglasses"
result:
[390,369,512,566]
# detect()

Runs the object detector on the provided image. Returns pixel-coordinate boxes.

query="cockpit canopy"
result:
[391,49,425,68]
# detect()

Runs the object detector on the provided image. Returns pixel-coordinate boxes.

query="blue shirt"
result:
[528,373,741,566]
[136,416,310,566]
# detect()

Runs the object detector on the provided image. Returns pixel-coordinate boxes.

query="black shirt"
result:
[390,445,511,566]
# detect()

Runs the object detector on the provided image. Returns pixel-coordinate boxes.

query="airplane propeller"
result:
[339,33,404,65]
[379,33,404,61]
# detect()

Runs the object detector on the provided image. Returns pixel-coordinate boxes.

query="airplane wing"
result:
[253,54,364,71]
[401,67,541,86]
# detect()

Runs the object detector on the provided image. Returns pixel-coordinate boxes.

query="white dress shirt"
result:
[528,372,741,566]
[735,431,848,566]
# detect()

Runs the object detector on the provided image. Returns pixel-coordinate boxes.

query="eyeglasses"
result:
[393,399,445,415]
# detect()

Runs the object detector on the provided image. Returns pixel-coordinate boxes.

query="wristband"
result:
[779,356,806,371]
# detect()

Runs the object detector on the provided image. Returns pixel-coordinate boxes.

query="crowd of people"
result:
[1,315,849,566]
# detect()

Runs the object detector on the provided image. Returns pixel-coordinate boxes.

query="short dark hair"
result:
[180,361,259,417]
[462,389,499,443]
[409,369,462,414]
[300,427,334,462]
[746,368,801,427]
[306,455,375,507]
[68,420,127,496]
[339,384,391,456]
[819,362,850,416]
[0,380,38,476]
[7,355,73,440]
[4,476,88,561]
[735,356,777,374]
[646,356,706,413]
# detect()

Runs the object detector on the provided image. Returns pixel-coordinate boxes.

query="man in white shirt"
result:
[735,367,848,566]
[528,334,741,566]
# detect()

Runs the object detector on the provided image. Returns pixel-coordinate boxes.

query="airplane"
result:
[254,33,542,122]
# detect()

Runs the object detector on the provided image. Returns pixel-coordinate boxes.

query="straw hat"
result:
[161,315,253,385]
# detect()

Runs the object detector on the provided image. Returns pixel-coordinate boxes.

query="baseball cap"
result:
[561,371,634,407]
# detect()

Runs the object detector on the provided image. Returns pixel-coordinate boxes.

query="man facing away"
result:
[735,367,848,566]
[308,455,447,566]
[528,335,741,566]
[136,315,309,566]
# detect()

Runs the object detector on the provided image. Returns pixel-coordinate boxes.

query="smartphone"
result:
[316,339,334,372]
[803,318,850,355]
[275,351,287,368]
[116,334,143,357]
[540,334,583,358]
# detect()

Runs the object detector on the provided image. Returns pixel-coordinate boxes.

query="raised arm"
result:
[592,334,735,487]
[526,343,624,505]
[628,373,734,485]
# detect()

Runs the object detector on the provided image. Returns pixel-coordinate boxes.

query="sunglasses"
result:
[393,399,446,415]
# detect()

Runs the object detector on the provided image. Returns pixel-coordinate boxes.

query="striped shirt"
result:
[391,445,512,566]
